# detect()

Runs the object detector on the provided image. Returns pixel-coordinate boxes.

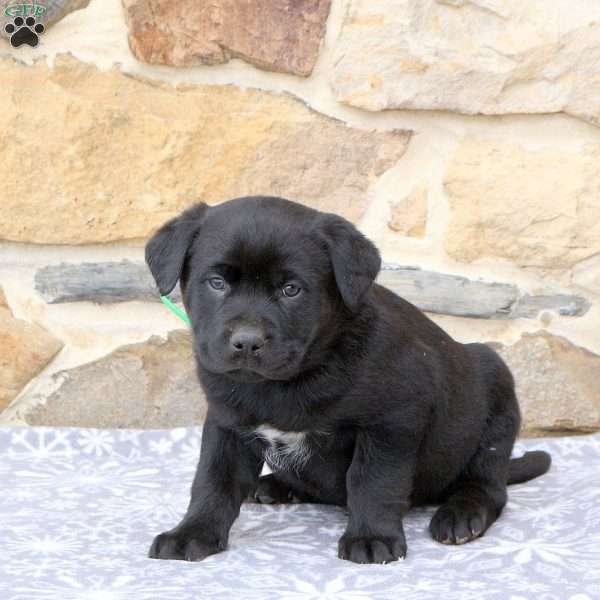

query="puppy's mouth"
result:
[224,369,269,383]
[212,356,303,382]
[223,366,296,383]
[198,343,306,382]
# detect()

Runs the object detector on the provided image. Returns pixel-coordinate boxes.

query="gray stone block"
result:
[379,266,590,318]
[512,294,591,318]
[34,261,590,319]
[35,260,181,304]
[378,266,517,318]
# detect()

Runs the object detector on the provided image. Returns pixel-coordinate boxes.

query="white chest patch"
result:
[255,425,312,472]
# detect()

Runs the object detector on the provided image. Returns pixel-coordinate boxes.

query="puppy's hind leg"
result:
[430,413,518,545]
[430,357,520,545]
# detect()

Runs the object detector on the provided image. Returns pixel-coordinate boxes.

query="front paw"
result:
[338,533,407,564]
[148,528,225,562]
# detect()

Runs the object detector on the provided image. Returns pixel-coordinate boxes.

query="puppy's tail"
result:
[508,450,552,485]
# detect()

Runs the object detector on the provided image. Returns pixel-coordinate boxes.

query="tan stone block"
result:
[331,0,600,126]
[492,333,600,434]
[26,330,206,428]
[388,185,428,237]
[444,139,600,268]
[572,254,600,296]
[123,0,331,76]
[0,57,410,245]
[0,291,63,410]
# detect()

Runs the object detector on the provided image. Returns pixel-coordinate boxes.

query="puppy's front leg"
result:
[338,428,416,564]
[149,417,263,561]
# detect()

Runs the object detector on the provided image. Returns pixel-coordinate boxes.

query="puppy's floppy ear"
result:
[145,203,208,295]
[318,214,381,311]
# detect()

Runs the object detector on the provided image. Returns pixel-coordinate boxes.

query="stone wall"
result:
[1,0,599,436]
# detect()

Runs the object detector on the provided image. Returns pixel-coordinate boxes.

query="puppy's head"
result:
[146,196,380,382]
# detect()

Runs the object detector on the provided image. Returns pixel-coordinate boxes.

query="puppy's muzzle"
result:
[229,325,265,359]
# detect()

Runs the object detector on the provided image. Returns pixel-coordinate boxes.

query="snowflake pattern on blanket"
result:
[0,428,599,600]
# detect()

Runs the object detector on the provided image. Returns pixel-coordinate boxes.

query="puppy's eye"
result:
[282,283,301,298]
[208,277,226,291]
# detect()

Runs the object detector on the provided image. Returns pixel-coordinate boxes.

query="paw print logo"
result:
[4,16,45,48]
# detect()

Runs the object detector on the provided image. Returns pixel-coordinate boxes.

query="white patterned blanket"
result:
[1,428,598,600]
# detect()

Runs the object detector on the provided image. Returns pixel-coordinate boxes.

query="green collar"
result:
[160,295,191,326]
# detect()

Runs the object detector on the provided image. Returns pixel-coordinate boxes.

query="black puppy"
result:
[145,196,551,565]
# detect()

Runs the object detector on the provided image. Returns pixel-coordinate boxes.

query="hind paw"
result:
[430,503,489,545]
[247,474,302,504]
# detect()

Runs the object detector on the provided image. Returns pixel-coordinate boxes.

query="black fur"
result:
[145,196,551,565]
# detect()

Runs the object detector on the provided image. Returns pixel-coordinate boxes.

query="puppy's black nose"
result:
[230,326,265,355]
